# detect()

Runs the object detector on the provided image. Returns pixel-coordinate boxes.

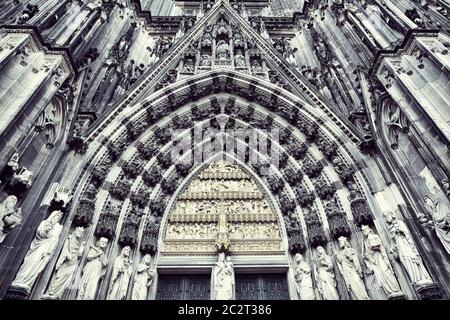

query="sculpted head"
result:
[423,195,436,208]
[316,246,325,255]
[122,246,131,257]
[143,254,152,265]
[442,179,450,189]
[4,195,18,209]
[49,211,63,224]
[384,212,396,224]
[98,237,109,249]
[338,236,349,249]
[361,225,371,237]
[226,256,232,263]
[218,252,226,263]
[295,253,304,263]
[74,227,85,238]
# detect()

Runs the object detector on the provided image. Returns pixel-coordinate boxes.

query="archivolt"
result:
[63,83,377,260]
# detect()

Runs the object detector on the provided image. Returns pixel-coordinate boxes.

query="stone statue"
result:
[132,254,156,300]
[385,212,433,286]
[12,167,33,187]
[212,253,234,300]
[7,152,20,172]
[234,49,246,68]
[77,237,109,300]
[361,225,403,298]
[0,195,22,243]
[12,211,64,293]
[315,246,339,300]
[43,227,86,299]
[336,236,370,300]
[423,195,450,255]
[107,246,133,300]
[216,40,230,60]
[294,253,315,300]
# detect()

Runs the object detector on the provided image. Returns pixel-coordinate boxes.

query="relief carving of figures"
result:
[423,196,450,255]
[384,212,433,286]
[361,226,403,298]
[216,40,230,60]
[315,246,340,300]
[107,246,133,300]
[336,236,370,300]
[77,237,109,300]
[132,254,156,300]
[294,254,315,300]
[12,211,63,293]
[0,195,22,244]
[151,36,173,58]
[43,227,86,299]
[234,49,246,68]
[212,253,235,300]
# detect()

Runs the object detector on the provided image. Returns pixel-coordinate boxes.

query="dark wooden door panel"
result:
[156,274,211,300]
[235,273,289,300]
[156,276,183,300]
[235,275,261,300]
[262,275,289,300]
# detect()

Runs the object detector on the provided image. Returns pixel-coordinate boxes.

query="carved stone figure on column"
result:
[0,195,22,244]
[385,212,433,286]
[132,254,156,300]
[423,196,450,255]
[361,225,403,299]
[294,253,315,300]
[107,246,133,300]
[212,253,234,300]
[77,237,109,300]
[12,211,64,293]
[315,246,340,300]
[336,236,370,300]
[43,227,86,299]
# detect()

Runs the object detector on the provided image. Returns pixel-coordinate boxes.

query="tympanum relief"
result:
[162,161,284,255]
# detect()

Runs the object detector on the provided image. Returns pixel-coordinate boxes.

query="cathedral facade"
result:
[0,0,449,300]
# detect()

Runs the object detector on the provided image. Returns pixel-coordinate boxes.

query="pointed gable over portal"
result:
[86,0,362,144]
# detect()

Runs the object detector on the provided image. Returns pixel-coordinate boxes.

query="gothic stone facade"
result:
[0,0,449,300]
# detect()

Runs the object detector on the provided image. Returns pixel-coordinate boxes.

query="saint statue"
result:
[294,253,315,300]
[132,254,156,300]
[234,49,246,68]
[336,236,370,300]
[107,246,133,300]
[315,246,339,300]
[423,195,450,255]
[77,237,109,300]
[212,253,235,300]
[43,227,86,299]
[12,211,64,293]
[361,225,403,298]
[216,40,230,60]
[385,212,433,286]
[7,152,20,172]
[0,195,22,243]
